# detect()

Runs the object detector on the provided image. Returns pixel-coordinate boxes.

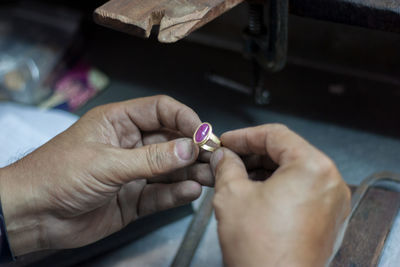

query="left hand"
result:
[0,95,213,256]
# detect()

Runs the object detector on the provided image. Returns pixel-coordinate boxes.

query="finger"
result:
[140,129,212,164]
[116,179,146,226]
[142,129,183,145]
[198,150,212,163]
[138,180,202,217]
[221,124,319,166]
[186,163,214,186]
[242,155,278,171]
[210,148,249,192]
[107,138,199,184]
[108,95,202,137]
[149,163,214,187]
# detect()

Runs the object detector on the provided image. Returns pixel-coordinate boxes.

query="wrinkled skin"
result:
[210,124,351,267]
[0,96,350,267]
[0,95,214,256]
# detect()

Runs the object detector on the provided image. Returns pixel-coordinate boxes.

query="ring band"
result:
[193,122,221,152]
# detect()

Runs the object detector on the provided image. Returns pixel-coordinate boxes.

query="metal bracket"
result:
[243,0,288,104]
[244,0,288,72]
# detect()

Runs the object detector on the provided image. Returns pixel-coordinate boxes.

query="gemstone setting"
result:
[194,123,211,144]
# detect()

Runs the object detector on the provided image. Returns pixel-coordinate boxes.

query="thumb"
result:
[110,138,198,184]
[210,148,249,192]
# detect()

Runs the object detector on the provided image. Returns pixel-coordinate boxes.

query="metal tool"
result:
[244,0,288,72]
[171,189,215,267]
[243,0,288,104]
[207,0,289,104]
[350,172,400,219]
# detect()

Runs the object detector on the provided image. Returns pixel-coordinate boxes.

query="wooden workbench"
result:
[94,0,244,43]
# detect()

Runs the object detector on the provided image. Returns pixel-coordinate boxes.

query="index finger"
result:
[221,124,319,166]
[106,95,201,137]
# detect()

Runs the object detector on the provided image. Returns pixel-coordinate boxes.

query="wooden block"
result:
[94,0,244,43]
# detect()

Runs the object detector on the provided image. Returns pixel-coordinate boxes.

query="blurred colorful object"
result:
[39,63,109,111]
[0,2,81,104]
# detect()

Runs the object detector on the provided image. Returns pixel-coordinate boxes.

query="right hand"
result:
[210,124,351,267]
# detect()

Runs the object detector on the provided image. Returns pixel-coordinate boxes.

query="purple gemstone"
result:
[195,123,210,143]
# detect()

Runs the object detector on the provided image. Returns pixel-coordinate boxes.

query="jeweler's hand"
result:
[0,95,213,256]
[211,124,351,267]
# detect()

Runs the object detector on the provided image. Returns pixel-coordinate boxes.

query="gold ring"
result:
[193,122,221,152]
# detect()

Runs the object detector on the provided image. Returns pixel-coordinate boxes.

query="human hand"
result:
[210,124,351,267]
[0,95,213,256]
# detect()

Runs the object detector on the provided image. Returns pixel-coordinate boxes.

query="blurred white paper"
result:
[0,102,77,167]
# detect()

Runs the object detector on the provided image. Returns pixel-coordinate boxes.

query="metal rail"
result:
[290,0,400,33]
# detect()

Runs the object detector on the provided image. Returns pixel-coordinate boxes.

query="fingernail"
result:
[176,138,194,161]
[211,149,224,171]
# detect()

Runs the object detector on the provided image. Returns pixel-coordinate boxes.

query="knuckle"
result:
[212,193,223,209]
[220,179,247,197]
[262,123,290,139]
[259,123,288,138]
[157,94,175,104]
[316,156,337,177]
[266,123,289,132]
[145,144,166,177]
[213,180,251,216]
[213,184,233,206]
[288,146,304,161]
[304,155,337,177]
[301,155,344,193]
[212,194,225,220]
